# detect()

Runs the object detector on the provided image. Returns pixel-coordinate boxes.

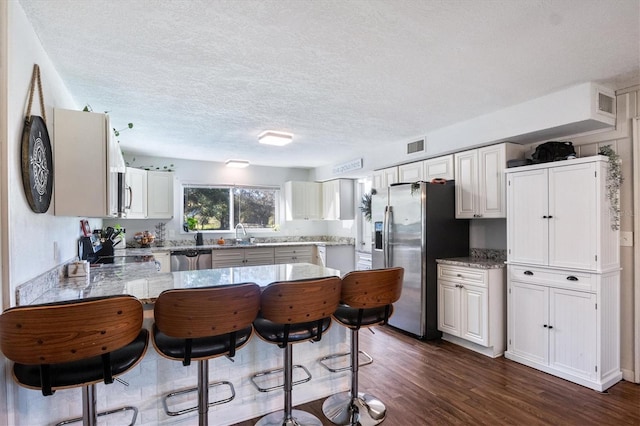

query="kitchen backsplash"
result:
[126,235,355,248]
[469,248,507,262]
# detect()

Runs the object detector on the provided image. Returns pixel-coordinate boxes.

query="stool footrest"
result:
[55,406,138,426]
[251,364,312,392]
[319,350,373,373]
[162,380,235,417]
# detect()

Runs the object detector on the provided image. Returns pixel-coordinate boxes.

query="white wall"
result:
[4,1,82,305]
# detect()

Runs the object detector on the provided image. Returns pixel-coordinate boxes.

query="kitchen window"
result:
[183,185,278,231]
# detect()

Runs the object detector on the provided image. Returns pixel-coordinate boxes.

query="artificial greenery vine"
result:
[599,145,623,230]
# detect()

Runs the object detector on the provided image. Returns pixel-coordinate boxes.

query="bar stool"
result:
[322,267,404,426]
[253,276,342,426]
[0,295,148,426]
[152,283,260,426]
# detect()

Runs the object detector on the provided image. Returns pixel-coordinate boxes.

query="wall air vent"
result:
[407,139,425,154]
[597,91,615,116]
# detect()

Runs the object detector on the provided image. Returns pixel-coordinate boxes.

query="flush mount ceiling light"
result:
[258,130,294,146]
[225,159,250,168]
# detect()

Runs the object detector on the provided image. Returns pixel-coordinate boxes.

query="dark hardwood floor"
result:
[233,325,640,425]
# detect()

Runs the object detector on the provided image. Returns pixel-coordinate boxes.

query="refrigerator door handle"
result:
[384,205,393,267]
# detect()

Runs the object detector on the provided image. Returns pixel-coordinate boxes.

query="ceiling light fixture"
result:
[258,130,294,146]
[225,159,250,168]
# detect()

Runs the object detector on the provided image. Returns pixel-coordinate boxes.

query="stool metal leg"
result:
[256,344,322,426]
[198,359,208,426]
[322,328,386,426]
[56,384,138,426]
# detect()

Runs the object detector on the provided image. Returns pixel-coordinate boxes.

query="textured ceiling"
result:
[18,0,640,169]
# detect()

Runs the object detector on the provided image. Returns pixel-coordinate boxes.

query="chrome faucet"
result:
[235,223,247,243]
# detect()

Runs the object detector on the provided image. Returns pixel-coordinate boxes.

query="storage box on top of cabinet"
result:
[53,108,125,217]
[504,155,621,392]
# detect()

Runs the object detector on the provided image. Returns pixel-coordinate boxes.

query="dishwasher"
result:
[170,248,212,271]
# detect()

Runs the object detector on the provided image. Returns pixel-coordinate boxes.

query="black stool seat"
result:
[153,325,252,361]
[332,305,393,329]
[14,329,148,391]
[253,317,332,346]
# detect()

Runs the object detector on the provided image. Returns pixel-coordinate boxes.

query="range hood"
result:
[425,82,616,154]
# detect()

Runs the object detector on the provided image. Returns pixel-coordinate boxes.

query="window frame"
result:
[181,183,280,233]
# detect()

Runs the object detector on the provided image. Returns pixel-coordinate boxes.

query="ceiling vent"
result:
[407,139,424,154]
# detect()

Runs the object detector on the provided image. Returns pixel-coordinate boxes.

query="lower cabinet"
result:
[152,251,171,273]
[505,265,621,391]
[274,245,314,264]
[211,247,274,267]
[316,245,355,274]
[437,263,506,358]
[355,251,372,271]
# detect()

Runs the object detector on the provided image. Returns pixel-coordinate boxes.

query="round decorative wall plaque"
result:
[21,64,53,213]
[21,115,53,213]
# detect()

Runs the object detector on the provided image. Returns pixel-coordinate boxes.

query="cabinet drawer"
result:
[508,265,596,292]
[274,246,313,257]
[246,248,275,261]
[438,265,487,286]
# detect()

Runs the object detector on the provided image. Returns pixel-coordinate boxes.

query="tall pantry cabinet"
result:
[504,156,621,391]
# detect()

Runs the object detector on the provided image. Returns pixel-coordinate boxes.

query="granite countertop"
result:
[436,257,506,269]
[150,241,354,252]
[31,262,341,305]
[436,248,506,269]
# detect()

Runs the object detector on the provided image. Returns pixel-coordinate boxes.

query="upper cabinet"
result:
[53,108,125,217]
[284,181,322,220]
[371,166,398,191]
[147,171,174,218]
[398,162,423,182]
[424,155,454,181]
[125,168,174,219]
[125,167,147,219]
[506,156,617,272]
[454,143,525,219]
[322,179,355,220]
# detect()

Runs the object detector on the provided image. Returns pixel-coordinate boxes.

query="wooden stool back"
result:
[340,267,404,309]
[0,295,143,365]
[260,277,341,324]
[154,283,261,338]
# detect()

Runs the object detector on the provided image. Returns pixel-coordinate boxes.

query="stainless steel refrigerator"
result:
[372,181,469,339]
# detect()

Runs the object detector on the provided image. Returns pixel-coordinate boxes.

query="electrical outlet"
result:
[620,231,633,247]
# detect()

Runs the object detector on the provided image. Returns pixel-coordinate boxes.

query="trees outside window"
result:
[183,185,277,231]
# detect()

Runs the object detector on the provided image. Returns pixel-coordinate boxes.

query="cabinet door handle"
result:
[456,274,463,277]
[566,276,578,281]
[542,215,548,219]
[548,325,554,329]
[548,215,553,219]
[543,324,548,328]
[524,270,534,276]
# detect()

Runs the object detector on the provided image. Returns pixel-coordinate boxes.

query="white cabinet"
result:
[284,181,322,220]
[53,108,125,217]
[211,247,275,267]
[424,155,454,181]
[454,143,524,219]
[437,264,506,357]
[125,169,174,219]
[147,171,174,219]
[355,251,372,271]
[505,156,621,391]
[152,250,171,273]
[274,245,314,264]
[125,167,147,219]
[371,167,398,191]
[398,162,423,182]
[316,245,355,274]
[506,266,619,391]
[322,179,355,220]
[506,157,617,272]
